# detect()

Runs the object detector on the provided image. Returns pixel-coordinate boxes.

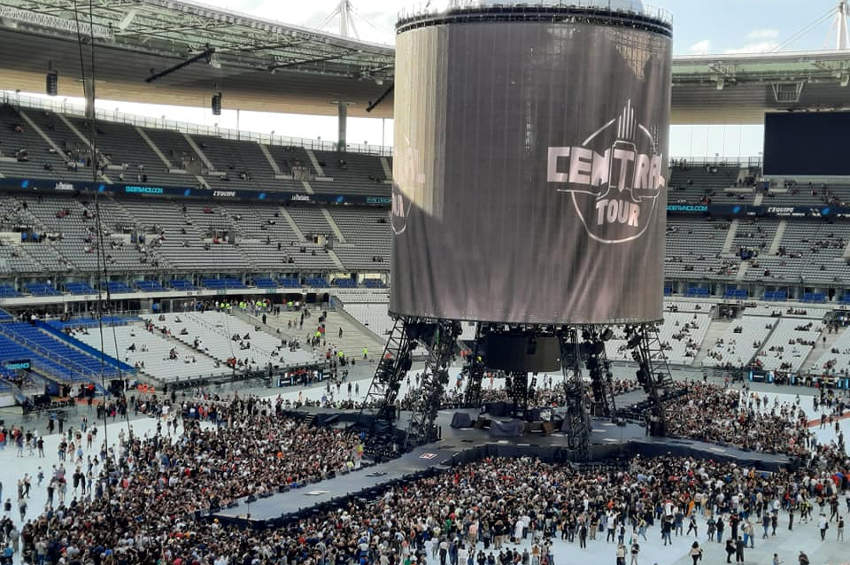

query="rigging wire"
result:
[72,0,135,464]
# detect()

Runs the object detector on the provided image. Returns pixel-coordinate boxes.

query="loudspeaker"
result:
[451,412,473,428]
[475,417,490,429]
[211,92,222,115]
[542,421,554,435]
[46,70,58,96]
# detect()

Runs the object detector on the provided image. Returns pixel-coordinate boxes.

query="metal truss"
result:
[405,319,461,447]
[359,316,413,434]
[558,327,590,461]
[581,327,617,418]
[462,323,486,408]
[626,322,674,437]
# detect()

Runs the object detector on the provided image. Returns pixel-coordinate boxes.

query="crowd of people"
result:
[0,379,845,564]
[661,382,816,456]
[14,442,842,565]
[11,393,366,564]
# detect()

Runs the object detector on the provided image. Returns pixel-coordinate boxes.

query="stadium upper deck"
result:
[0,1,847,122]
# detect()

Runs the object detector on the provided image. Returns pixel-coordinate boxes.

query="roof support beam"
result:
[268,52,350,72]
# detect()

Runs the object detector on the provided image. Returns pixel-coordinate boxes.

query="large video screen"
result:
[390,17,672,325]
[764,112,850,176]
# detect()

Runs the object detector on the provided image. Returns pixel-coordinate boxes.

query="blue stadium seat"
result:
[724,288,747,299]
[0,323,124,382]
[106,281,134,294]
[66,282,96,295]
[135,280,165,292]
[764,290,787,301]
[686,287,709,298]
[200,278,247,290]
[170,279,196,291]
[278,277,301,288]
[0,285,18,298]
[253,278,278,289]
[304,277,329,288]
[24,283,60,297]
[0,333,78,383]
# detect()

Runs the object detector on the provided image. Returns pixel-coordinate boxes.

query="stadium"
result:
[0,0,847,563]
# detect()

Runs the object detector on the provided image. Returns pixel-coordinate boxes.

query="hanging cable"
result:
[72,0,135,461]
[88,0,135,444]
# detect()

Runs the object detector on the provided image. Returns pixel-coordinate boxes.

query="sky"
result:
[21,0,849,159]
[202,0,845,54]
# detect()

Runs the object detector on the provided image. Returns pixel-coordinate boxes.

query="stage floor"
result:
[212,406,793,525]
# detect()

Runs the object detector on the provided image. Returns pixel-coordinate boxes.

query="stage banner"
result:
[391,10,673,324]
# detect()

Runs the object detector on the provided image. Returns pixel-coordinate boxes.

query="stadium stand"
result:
[745,220,850,285]
[701,316,777,368]
[0,104,390,195]
[329,207,392,269]
[811,325,850,378]
[141,311,316,369]
[753,317,823,372]
[668,163,745,204]
[341,302,396,341]
[605,311,711,365]
[312,150,389,194]
[0,105,95,182]
[5,102,850,302]
[0,321,126,382]
[664,218,734,280]
[65,117,182,186]
[191,134,284,191]
[72,322,229,383]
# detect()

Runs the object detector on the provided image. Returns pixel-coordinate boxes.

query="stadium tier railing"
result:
[670,157,763,168]
[0,91,392,158]
[399,1,673,24]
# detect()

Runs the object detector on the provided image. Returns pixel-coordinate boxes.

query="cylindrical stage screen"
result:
[390,4,672,325]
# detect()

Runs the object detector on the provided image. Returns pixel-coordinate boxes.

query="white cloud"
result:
[688,40,712,55]
[747,28,780,40]
[724,40,780,54]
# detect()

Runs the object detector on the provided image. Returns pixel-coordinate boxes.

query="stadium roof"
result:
[0,0,848,123]
[0,0,397,118]
[671,50,850,123]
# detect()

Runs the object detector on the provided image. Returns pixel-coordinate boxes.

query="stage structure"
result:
[363,1,674,455]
